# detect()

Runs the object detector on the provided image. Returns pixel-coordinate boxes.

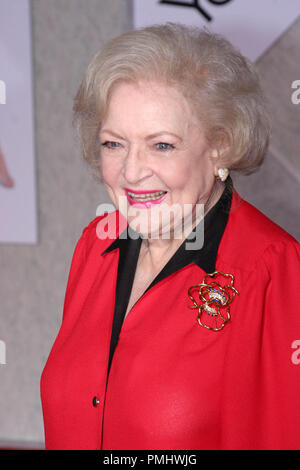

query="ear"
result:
[210,134,231,176]
[210,149,220,177]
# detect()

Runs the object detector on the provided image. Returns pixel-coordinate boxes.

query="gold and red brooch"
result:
[188,271,239,331]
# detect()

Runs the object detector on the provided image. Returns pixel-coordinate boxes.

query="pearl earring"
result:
[216,168,229,182]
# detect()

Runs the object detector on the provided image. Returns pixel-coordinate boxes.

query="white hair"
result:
[73,22,270,180]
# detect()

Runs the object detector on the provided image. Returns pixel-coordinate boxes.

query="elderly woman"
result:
[41,23,300,450]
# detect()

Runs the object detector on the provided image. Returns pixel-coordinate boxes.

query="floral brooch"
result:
[188,271,239,331]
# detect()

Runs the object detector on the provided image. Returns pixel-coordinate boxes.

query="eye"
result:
[101,141,121,149]
[156,142,175,151]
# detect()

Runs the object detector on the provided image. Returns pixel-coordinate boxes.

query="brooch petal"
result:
[188,271,239,331]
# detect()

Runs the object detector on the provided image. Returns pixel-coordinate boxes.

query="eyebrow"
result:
[100,129,183,142]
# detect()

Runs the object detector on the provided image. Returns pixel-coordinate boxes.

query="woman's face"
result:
[100,80,217,238]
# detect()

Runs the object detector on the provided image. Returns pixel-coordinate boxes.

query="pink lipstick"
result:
[124,188,168,208]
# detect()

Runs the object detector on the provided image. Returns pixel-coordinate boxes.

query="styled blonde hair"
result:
[73,22,270,180]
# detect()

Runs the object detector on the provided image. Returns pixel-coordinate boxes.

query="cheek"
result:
[101,157,121,187]
[165,161,201,191]
[160,159,190,187]
[167,157,214,200]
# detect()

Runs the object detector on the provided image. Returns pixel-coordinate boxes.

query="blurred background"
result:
[0,0,299,449]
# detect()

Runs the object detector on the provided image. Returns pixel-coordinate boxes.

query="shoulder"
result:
[219,190,300,271]
[77,210,126,254]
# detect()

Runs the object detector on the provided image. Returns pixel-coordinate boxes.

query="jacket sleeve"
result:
[61,215,105,322]
[220,238,300,450]
[258,240,300,449]
[61,225,89,322]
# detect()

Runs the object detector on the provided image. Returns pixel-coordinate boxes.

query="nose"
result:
[122,145,153,184]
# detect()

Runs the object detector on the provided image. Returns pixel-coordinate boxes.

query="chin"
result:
[126,216,160,239]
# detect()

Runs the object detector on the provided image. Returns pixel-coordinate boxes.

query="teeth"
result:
[127,191,166,201]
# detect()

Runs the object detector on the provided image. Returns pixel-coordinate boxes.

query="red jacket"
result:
[40,189,300,449]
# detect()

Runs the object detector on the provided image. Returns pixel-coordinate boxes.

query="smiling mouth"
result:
[125,190,167,202]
